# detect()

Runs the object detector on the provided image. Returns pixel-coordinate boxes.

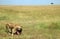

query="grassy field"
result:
[0,5,60,39]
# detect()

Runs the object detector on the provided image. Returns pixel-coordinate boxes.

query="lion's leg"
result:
[6,26,11,33]
[11,28,16,36]
[11,29,14,36]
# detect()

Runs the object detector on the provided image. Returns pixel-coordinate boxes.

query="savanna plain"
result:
[0,5,60,39]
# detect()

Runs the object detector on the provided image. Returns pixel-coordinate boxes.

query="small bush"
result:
[0,16,8,20]
[48,22,60,29]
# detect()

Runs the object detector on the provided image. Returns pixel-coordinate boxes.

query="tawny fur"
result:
[6,23,22,36]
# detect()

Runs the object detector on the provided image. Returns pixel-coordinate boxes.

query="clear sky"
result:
[0,0,60,5]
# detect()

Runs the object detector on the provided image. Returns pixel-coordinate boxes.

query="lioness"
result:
[6,23,22,36]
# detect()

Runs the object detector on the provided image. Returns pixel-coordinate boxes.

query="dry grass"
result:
[0,5,60,39]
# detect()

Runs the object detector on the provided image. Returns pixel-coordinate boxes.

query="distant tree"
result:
[51,3,54,5]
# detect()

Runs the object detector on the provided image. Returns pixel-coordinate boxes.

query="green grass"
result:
[0,5,60,39]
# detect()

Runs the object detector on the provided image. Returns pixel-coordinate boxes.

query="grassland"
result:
[0,5,60,39]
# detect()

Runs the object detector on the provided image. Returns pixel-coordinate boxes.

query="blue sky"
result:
[0,0,60,5]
